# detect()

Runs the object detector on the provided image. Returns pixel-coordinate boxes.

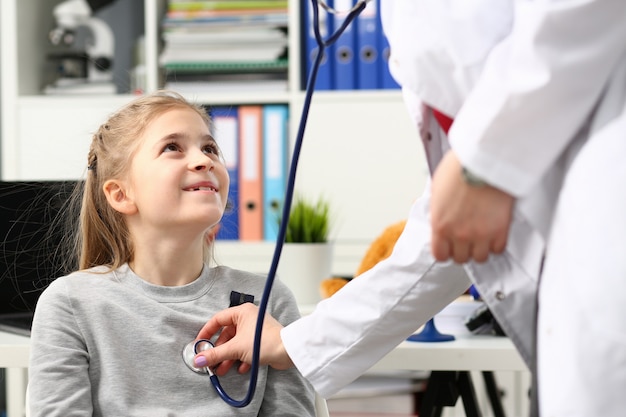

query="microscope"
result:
[45,0,116,94]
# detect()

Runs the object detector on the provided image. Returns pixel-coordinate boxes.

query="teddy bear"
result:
[320,220,407,298]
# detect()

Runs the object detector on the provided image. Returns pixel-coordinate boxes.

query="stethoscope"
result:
[181,0,370,407]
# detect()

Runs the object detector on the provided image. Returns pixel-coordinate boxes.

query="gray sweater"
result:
[29,263,315,417]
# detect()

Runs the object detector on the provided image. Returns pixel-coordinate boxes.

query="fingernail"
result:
[194,356,208,368]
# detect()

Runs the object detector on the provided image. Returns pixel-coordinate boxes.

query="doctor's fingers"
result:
[194,332,256,372]
[490,228,508,255]
[194,343,249,376]
[448,240,488,263]
[196,303,259,341]
[433,234,496,263]
[471,241,491,263]
[432,232,486,263]
[212,358,238,376]
[453,235,502,263]
[213,322,237,347]
[431,235,452,262]
[211,357,252,377]
[451,241,471,264]
[210,325,253,373]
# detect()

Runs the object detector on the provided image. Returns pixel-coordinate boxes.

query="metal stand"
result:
[419,371,506,417]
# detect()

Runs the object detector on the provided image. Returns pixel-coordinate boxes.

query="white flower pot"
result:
[276,243,333,307]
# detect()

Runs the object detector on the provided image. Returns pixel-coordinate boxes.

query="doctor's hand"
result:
[193,303,295,376]
[430,151,515,263]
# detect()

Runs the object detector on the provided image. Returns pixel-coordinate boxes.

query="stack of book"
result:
[160,0,289,92]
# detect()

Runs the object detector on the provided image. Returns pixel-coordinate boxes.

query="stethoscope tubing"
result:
[209,0,368,407]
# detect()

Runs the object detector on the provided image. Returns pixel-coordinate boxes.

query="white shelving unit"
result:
[0,0,428,275]
[0,7,530,416]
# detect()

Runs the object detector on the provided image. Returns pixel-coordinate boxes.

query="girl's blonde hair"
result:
[76,90,213,271]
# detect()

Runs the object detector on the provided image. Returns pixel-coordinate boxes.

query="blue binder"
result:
[356,0,381,89]
[211,106,240,240]
[331,0,357,90]
[376,0,400,89]
[302,0,333,90]
[262,104,289,241]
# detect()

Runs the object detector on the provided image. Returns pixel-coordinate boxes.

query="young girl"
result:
[28,91,315,417]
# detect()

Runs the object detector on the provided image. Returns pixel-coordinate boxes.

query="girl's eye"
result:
[203,143,220,156]
[163,142,180,153]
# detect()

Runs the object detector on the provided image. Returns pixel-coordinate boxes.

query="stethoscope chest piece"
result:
[182,339,214,375]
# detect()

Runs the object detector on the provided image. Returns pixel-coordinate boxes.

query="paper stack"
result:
[160,0,289,92]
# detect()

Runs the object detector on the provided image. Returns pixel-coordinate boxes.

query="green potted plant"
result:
[284,194,331,243]
[277,194,334,306]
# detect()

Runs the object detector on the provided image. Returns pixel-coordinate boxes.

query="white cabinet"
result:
[0,0,427,274]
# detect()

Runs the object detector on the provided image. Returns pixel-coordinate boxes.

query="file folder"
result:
[262,104,288,241]
[356,0,381,89]
[302,0,333,90]
[211,106,240,240]
[331,0,357,90]
[238,105,264,241]
[376,0,400,89]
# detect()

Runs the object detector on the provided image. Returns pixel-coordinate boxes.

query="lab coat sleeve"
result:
[449,0,626,197]
[280,192,471,399]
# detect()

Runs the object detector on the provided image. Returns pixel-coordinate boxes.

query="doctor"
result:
[195,1,626,416]
[428,0,626,416]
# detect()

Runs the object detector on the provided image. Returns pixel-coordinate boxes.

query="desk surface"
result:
[1,331,527,372]
[0,331,30,368]
[370,334,527,373]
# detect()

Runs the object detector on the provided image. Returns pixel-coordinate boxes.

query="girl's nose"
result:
[190,152,214,171]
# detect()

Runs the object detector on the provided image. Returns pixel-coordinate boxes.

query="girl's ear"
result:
[103,179,137,215]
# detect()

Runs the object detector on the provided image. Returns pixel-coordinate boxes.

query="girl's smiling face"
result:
[124,107,230,235]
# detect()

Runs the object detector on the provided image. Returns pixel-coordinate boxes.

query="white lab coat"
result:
[445,1,626,416]
[283,1,626,414]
